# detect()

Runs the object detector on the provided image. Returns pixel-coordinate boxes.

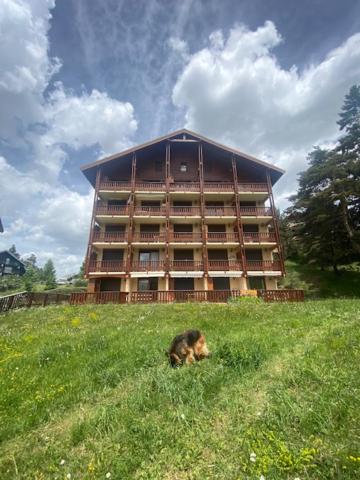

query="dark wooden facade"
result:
[0,251,26,276]
[81,129,285,295]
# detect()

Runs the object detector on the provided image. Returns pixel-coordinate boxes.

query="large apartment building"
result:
[81,129,285,294]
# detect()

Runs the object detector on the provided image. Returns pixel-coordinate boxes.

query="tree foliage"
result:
[284,85,360,271]
[42,259,57,289]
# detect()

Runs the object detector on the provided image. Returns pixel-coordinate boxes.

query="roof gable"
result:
[81,128,285,186]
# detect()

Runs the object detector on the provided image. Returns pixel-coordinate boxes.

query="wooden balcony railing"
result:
[96,202,128,215]
[170,206,201,216]
[132,232,166,242]
[204,206,236,216]
[134,206,166,216]
[240,206,272,216]
[93,231,127,242]
[243,232,276,243]
[238,183,268,192]
[131,260,166,271]
[203,182,234,192]
[169,182,200,191]
[99,181,269,194]
[169,232,203,242]
[207,232,239,242]
[99,181,132,191]
[208,260,242,270]
[246,260,282,271]
[169,260,204,271]
[89,260,126,272]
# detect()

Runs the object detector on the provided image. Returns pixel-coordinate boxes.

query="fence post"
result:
[43,294,48,307]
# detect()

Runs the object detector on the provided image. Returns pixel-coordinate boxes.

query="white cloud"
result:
[0,0,138,275]
[172,21,360,204]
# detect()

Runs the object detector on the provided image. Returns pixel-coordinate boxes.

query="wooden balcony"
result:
[240,206,272,216]
[207,232,239,243]
[92,232,127,243]
[243,232,276,243]
[169,232,203,242]
[131,260,166,271]
[204,206,236,216]
[89,260,126,272]
[246,260,282,271]
[169,260,204,271]
[134,206,166,216]
[99,181,269,194]
[96,202,128,215]
[132,232,166,243]
[208,260,243,271]
[170,206,201,216]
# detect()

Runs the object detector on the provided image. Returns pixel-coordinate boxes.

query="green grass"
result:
[280,260,360,298]
[0,300,359,479]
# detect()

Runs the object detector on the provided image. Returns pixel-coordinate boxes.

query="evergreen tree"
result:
[285,85,360,270]
[42,259,57,289]
[8,244,20,259]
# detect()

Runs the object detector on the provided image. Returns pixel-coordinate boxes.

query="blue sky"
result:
[1,0,360,276]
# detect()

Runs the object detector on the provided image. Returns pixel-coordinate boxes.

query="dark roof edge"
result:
[0,250,26,265]
[80,128,285,175]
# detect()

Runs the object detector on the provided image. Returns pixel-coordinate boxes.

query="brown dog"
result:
[167,329,211,367]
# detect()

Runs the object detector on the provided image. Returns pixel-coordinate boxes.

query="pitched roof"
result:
[0,250,25,265]
[81,128,285,186]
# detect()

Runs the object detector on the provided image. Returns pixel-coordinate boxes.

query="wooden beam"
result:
[266,170,285,275]
[232,157,247,276]
[85,167,101,277]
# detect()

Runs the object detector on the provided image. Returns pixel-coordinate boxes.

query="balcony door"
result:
[174,278,194,291]
[102,249,124,261]
[139,251,159,262]
[213,277,230,290]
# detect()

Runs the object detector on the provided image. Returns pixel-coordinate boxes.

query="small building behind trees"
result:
[0,251,26,276]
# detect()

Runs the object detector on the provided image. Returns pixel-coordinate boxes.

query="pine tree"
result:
[42,259,57,289]
[8,244,20,259]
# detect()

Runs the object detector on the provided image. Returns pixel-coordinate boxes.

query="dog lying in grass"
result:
[167,329,211,367]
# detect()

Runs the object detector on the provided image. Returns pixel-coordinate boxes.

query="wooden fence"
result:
[0,292,70,313]
[1,289,304,313]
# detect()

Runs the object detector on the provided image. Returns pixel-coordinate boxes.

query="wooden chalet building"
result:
[0,251,26,276]
[81,129,285,295]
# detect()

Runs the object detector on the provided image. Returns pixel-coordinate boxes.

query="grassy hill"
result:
[1,300,359,479]
[280,260,360,298]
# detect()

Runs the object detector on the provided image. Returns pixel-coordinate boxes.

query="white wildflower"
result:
[106,473,111,479]
[180,413,186,420]
[60,459,65,466]
[260,476,265,480]
[66,474,71,479]
[250,452,257,462]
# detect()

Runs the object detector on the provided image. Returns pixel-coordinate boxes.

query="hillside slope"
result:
[0,301,359,479]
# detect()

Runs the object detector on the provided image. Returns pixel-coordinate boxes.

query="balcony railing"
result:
[93,231,127,242]
[203,182,234,192]
[208,260,242,270]
[134,206,166,216]
[238,183,268,192]
[169,182,200,191]
[169,232,203,242]
[170,206,201,216]
[89,260,126,272]
[96,202,128,215]
[204,206,236,216]
[240,206,272,216]
[246,260,282,271]
[169,260,204,271]
[243,232,276,243]
[132,232,166,243]
[132,260,166,271]
[207,232,239,243]
[99,181,269,194]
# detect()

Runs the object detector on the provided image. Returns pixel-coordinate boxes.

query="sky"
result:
[1,0,360,276]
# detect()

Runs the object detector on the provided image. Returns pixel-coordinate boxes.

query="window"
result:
[180,162,187,172]
[138,278,158,291]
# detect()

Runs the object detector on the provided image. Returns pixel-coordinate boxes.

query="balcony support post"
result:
[126,153,137,276]
[198,142,209,279]
[85,167,101,278]
[232,156,247,276]
[266,170,285,275]
[165,142,171,288]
